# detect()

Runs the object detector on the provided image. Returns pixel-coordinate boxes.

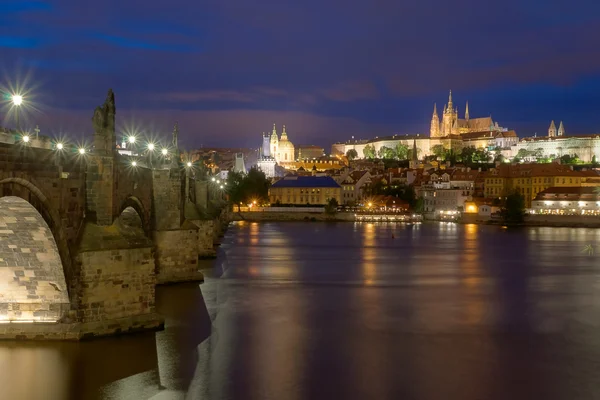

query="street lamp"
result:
[161,148,168,156]
[186,162,192,167]
[128,136,136,144]
[147,143,155,151]
[131,161,137,167]
[22,135,30,143]
[12,94,23,132]
[78,148,86,155]
[56,142,63,150]
[211,177,215,182]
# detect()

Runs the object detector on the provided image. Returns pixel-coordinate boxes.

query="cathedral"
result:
[430,90,501,137]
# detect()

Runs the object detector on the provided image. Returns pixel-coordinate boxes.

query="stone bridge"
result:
[0,90,229,339]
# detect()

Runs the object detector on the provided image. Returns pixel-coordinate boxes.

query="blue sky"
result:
[1,0,600,149]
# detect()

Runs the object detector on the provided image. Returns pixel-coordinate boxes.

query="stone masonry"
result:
[0,197,70,322]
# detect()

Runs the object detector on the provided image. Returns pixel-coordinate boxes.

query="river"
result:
[2,221,600,399]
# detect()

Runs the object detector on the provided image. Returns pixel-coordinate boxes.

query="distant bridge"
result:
[0,90,228,339]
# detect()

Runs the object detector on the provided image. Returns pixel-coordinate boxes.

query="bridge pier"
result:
[151,169,204,283]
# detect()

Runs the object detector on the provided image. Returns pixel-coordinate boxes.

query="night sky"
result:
[2,0,600,150]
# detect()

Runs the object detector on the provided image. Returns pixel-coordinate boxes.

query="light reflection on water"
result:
[2,222,600,399]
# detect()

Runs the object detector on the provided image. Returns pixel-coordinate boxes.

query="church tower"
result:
[558,121,565,136]
[465,101,469,121]
[548,120,557,137]
[409,139,419,169]
[441,90,457,135]
[270,123,279,160]
[262,132,271,157]
[430,103,440,137]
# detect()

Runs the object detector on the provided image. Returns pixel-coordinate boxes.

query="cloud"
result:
[163,90,256,103]
[320,81,380,102]
[2,0,600,145]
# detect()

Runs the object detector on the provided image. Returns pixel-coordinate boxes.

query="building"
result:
[482,163,598,207]
[331,90,516,159]
[333,134,431,161]
[531,187,600,215]
[270,124,295,164]
[340,171,372,205]
[233,153,247,174]
[422,181,471,215]
[296,145,324,160]
[506,121,600,162]
[430,91,505,137]
[256,132,277,178]
[269,176,341,205]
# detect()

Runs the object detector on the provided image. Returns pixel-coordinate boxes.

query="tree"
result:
[516,148,531,159]
[346,149,358,160]
[501,190,526,224]
[431,144,446,160]
[395,143,409,160]
[560,154,579,165]
[363,144,376,159]
[414,197,424,213]
[226,167,270,209]
[325,197,339,215]
[593,155,599,167]
[378,146,396,160]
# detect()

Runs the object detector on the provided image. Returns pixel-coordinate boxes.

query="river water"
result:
[2,221,600,399]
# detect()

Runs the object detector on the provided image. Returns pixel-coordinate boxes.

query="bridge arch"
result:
[0,196,70,322]
[0,178,74,299]
[117,196,150,236]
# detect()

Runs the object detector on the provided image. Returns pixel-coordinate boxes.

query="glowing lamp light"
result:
[211,177,216,182]
[12,95,23,106]
[56,143,64,150]
[78,148,86,154]
[368,202,373,207]
[22,135,30,143]
[161,148,168,156]
[131,161,137,167]
[216,179,220,184]
[186,162,192,167]
[147,143,155,151]
[220,185,224,189]
[128,136,136,144]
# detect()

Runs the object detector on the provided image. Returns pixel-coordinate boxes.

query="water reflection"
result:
[3,223,600,399]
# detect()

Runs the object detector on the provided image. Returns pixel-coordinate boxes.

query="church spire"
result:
[172,121,179,148]
[271,123,277,138]
[432,103,437,116]
[548,120,557,137]
[465,101,469,121]
[410,139,418,169]
[281,124,288,139]
[558,121,565,136]
[447,90,453,110]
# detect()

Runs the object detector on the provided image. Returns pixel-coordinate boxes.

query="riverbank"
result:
[232,210,600,228]
[231,211,355,222]
[459,213,600,228]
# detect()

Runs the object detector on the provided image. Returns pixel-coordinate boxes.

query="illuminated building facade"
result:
[269,176,341,205]
[530,187,600,215]
[483,163,596,207]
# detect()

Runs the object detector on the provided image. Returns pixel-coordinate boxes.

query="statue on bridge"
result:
[92,89,116,155]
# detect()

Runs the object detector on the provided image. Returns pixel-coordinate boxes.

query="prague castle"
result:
[332,90,518,159]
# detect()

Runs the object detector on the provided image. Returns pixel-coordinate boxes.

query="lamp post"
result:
[12,95,23,132]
